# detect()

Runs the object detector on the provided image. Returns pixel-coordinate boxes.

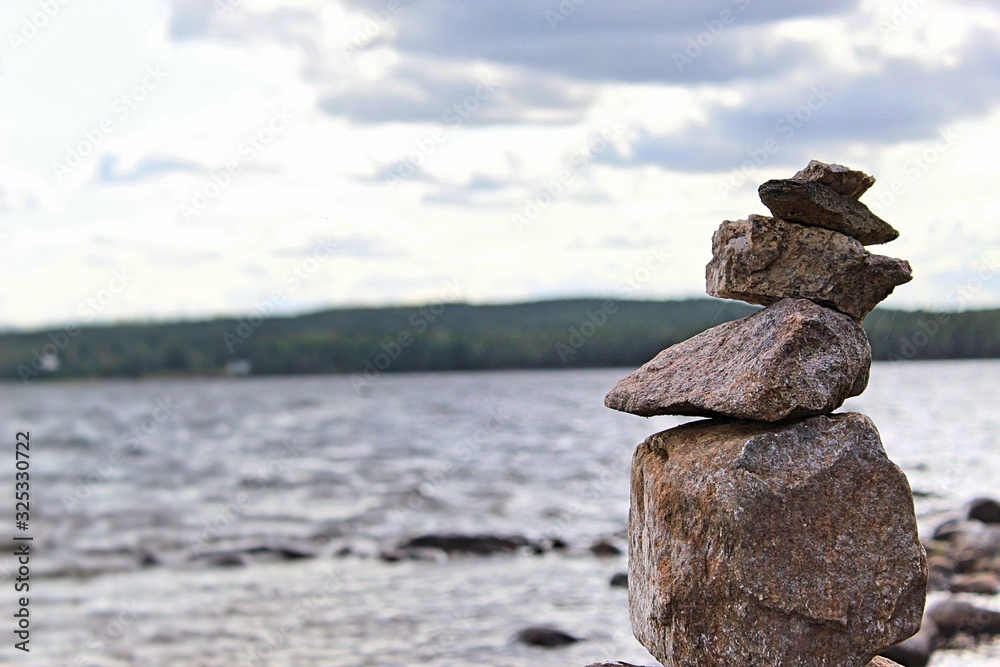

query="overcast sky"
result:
[1,0,999,330]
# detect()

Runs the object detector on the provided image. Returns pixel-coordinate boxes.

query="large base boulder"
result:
[629,413,927,667]
[604,298,870,422]
[706,215,912,320]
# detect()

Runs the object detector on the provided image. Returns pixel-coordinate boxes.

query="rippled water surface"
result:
[0,361,998,666]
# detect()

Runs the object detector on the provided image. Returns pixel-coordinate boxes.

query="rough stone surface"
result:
[880,617,937,667]
[870,659,905,667]
[585,662,902,667]
[605,298,870,421]
[629,413,927,667]
[706,215,912,320]
[759,179,898,244]
[793,160,876,199]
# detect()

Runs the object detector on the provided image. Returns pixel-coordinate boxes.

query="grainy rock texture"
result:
[869,659,905,667]
[584,661,903,667]
[880,617,937,667]
[758,178,898,244]
[604,298,870,421]
[629,413,927,667]
[792,160,876,199]
[706,215,912,320]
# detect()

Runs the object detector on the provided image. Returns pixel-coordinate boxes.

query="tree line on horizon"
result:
[1,298,997,383]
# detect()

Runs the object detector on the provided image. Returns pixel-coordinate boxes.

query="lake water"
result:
[0,361,998,666]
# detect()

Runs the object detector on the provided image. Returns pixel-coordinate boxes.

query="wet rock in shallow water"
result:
[399,533,541,556]
[629,413,926,667]
[927,599,1000,640]
[967,497,1000,524]
[516,626,580,648]
[949,571,1000,595]
[589,539,623,557]
[706,215,912,320]
[758,178,898,244]
[243,544,315,560]
[605,298,870,421]
[587,662,902,667]
[792,159,876,199]
[880,617,937,667]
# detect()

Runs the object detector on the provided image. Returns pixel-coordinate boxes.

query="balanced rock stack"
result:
[604,161,928,667]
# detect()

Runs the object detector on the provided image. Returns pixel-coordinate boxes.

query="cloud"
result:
[97,154,203,184]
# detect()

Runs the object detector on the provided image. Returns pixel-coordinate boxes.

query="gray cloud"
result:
[162,0,1000,167]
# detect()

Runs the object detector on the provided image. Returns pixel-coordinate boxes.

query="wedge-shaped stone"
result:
[604,299,870,422]
[629,414,927,667]
[792,159,876,199]
[706,215,912,320]
[759,178,898,244]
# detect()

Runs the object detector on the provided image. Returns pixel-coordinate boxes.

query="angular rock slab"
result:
[605,298,870,422]
[585,662,902,667]
[706,215,912,320]
[759,178,898,244]
[793,159,876,199]
[629,413,927,667]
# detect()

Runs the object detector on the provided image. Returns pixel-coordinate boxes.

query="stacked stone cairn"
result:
[603,161,928,667]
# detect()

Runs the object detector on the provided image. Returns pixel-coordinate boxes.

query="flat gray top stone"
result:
[793,159,876,198]
[759,178,899,245]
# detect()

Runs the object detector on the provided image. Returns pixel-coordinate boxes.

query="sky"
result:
[1,0,999,331]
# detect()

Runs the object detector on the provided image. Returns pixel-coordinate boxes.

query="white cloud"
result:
[1,0,999,330]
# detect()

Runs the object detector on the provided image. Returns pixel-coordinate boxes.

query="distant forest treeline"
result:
[1,298,998,383]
